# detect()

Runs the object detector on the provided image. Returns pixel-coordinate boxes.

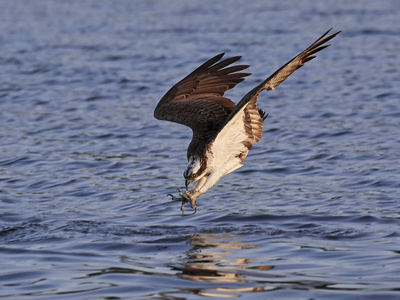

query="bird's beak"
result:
[185,179,189,189]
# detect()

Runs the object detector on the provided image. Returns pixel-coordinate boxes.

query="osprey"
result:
[154,28,340,213]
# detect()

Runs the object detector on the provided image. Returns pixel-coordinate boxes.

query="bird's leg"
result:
[178,187,188,214]
[181,200,185,214]
[185,190,197,213]
[168,187,193,214]
[191,198,197,214]
[180,187,199,214]
[168,187,199,214]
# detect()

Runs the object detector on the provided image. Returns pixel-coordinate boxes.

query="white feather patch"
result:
[191,103,263,197]
[210,105,251,174]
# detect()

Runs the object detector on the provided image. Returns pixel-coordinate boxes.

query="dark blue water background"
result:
[1,0,399,299]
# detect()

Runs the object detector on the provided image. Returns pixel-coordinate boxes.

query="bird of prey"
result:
[154,28,340,213]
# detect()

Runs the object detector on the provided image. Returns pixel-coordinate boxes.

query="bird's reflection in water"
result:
[173,233,277,297]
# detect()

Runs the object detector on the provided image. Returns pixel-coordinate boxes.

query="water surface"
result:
[1,0,400,299]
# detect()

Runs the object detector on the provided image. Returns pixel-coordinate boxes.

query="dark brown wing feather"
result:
[211,28,341,151]
[263,28,341,91]
[154,29,340,159]
[154,53,251,132]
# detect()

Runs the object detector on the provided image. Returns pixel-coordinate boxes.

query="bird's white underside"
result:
[189,104,253,198]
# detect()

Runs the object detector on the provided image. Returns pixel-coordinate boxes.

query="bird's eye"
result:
[191,174,196,179]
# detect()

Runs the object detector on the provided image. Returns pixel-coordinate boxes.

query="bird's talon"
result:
[168,193,185,201]
[190,198,197,210]
[168,189,197,214]
[181,201,185,214]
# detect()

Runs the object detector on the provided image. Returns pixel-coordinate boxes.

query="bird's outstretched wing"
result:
[154,53,251,135]
[210,29,341,165]
[261,28,341,92]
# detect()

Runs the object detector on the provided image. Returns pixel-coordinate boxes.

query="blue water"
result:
[1,0,400,299]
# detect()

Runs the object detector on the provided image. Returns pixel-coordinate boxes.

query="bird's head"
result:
[183,156,206,188]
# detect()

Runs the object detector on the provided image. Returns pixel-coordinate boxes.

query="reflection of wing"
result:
[154,53,251,138]
[211,29,341,165]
